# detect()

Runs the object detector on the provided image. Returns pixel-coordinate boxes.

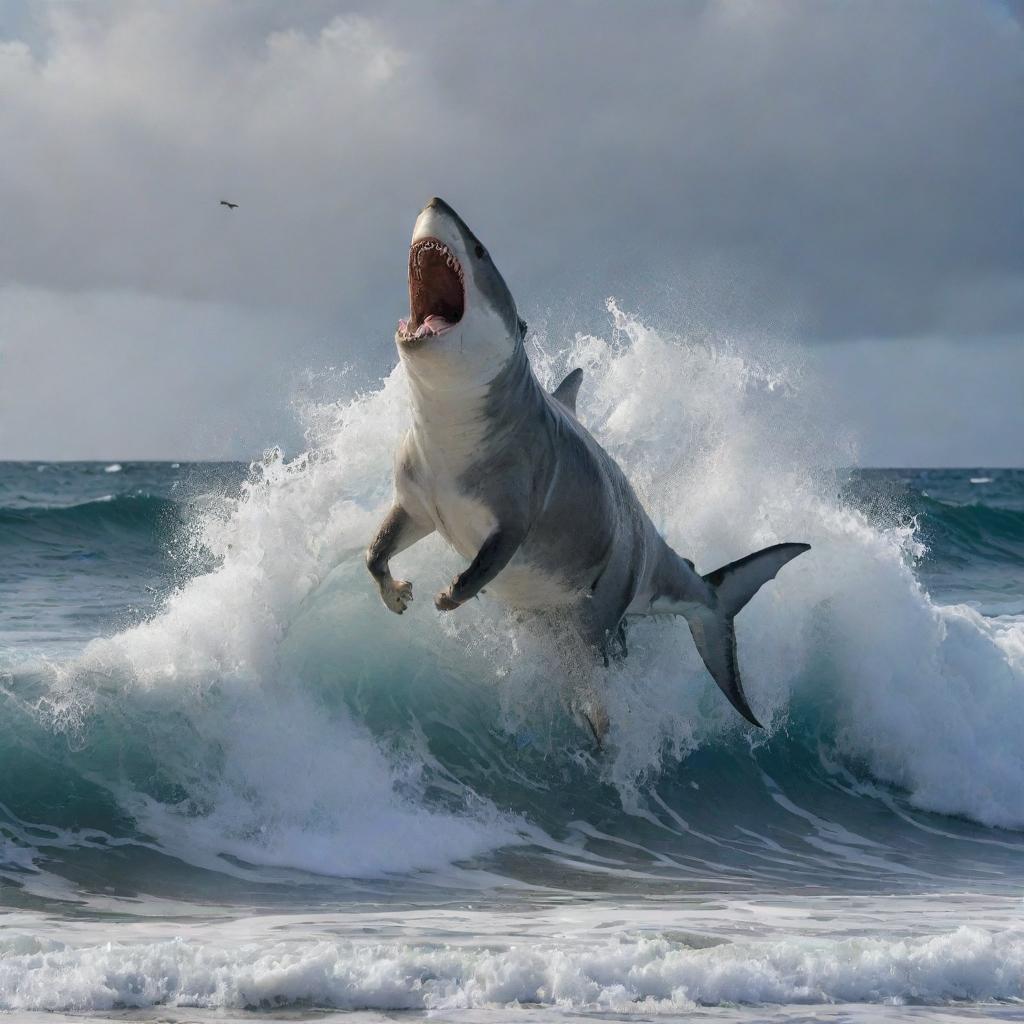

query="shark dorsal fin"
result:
[551,368,583,414]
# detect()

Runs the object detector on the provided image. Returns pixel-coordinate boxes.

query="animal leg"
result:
[562,613,621,749]
[366,503,434,614]
[434,521,527,611]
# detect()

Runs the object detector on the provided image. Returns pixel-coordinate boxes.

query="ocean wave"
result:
[2,926,1022,1012]
[916,497,1024,567]
[2,303,1024,887]
[0,493,179,537]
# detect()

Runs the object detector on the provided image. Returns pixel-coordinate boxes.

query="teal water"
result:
[2,323,1024,1017]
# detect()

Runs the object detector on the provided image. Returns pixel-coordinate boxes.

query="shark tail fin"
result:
[686,542,810,727]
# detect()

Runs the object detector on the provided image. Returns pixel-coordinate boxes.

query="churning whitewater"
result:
[2,303,1024,1017]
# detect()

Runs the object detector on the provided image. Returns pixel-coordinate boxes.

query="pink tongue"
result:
[414,315,453,338]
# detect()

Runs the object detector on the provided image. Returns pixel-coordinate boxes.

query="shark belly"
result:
[428,484,581,609]
[486,560,579,609]
[429,487,496,562]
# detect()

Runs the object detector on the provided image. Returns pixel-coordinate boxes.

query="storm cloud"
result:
[0,1,1021,460]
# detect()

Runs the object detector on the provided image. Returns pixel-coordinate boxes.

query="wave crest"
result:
[3,303,1024,887]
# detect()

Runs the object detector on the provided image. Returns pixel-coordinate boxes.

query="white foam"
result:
[2,925,1023,1012]
[528,303,1024,829]
[29,369,525,879]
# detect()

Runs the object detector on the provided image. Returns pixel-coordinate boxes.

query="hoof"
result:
[572,698,609,751]
[434,590,461,612]
[381,578,413,614]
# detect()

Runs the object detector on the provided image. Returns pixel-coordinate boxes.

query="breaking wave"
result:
[3,925,1024,1012]
[2,302,1024,896]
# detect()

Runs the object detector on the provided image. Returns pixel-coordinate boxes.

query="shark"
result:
[367,197,809,740]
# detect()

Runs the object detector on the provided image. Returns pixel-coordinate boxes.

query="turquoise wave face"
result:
[2,459,1022,907]
[844,468,1024,611]
[1,325,1023,909]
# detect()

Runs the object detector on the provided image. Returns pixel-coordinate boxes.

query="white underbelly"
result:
[486,561,578,609]
[423,478,579,610]
[430,488,496,561]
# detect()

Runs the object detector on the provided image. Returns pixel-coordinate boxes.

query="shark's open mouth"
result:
[398,238,465,343]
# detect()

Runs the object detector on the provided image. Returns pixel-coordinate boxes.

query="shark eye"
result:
[475,243,486,258]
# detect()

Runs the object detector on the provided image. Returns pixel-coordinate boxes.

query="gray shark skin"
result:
[367,197,810,737]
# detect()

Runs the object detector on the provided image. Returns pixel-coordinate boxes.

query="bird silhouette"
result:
[220,200,238,210]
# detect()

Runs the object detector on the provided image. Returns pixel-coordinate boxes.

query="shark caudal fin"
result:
[688,542,810,727]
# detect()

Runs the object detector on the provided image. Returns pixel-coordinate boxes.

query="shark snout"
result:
[413,197,464,246]
[424,196,455,216]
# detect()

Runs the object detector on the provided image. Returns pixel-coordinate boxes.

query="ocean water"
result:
[2,309,1024,1021]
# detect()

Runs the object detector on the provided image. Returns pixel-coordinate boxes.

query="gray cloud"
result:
[0,1,1021,461]
[816,336,1024,467]
[0,285,324,459]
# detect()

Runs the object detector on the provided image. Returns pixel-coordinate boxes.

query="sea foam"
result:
[2,926,1023,1012]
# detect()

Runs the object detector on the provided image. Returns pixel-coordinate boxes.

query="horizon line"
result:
[0,459,1021,472]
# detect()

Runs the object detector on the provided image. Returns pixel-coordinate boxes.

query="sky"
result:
[0,0,1021,464]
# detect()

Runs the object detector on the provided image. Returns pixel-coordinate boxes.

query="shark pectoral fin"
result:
[687,608,762,727]
[551,368,583,414]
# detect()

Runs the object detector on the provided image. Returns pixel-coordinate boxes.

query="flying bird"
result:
[219,200,238,210]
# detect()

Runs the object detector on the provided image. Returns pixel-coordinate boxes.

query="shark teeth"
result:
[411,239,465,284]
[399,236,465,343]
[397,315,454,341]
